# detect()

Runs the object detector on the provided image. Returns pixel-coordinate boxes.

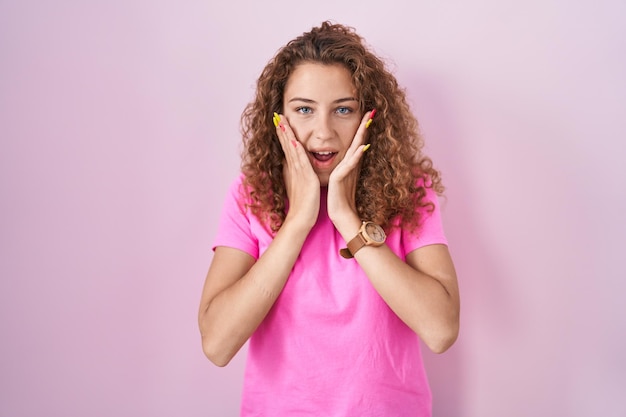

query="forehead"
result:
[284,63,356,100]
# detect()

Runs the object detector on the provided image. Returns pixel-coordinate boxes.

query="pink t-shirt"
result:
[213,174,448,417]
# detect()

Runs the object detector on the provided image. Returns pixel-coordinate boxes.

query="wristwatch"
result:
[339,221,386,259]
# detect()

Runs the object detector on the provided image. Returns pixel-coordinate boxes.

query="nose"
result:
[313,113,334,141]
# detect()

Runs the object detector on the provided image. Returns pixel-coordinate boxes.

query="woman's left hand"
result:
[327,111,373,236]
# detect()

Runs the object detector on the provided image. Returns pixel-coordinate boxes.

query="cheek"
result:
[289,121,320,146]
[290,125,304,143]
[284,117,305,141]
[339,123,360,145]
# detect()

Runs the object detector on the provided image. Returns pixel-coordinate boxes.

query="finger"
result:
[274,113,313,172]
[343,143,369,172]
[351,112,371,149]
[274,113,300,165]
[273,112,290,152]
[345,110,374,156]
[338,110,374,169]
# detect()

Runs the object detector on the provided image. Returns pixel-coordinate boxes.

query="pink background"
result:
[1,1,625,416]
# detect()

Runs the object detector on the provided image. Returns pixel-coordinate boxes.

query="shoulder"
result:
[388,174,446,237]
[413,173,443,212]
[224,173,253,205]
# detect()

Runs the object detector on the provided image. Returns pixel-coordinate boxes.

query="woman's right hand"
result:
[274,113,320,231]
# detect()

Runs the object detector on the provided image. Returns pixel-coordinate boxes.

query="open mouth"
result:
[311,151,337,162]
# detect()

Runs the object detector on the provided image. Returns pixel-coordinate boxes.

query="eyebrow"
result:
[287,97,358,104]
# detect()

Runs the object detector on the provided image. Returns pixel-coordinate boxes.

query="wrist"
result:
[330,214,362,243]
[281,215,316,237]
[339,220,387,259]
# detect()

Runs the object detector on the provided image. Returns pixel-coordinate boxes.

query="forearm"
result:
[354,245,460,353]
[200,220,309,366]
[331,207,459,353]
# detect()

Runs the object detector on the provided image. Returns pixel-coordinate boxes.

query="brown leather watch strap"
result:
[340,233,367,259]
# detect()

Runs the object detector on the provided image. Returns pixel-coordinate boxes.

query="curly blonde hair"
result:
[240,21,444,233]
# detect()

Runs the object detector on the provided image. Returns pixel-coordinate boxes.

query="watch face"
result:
[365,222,386,243]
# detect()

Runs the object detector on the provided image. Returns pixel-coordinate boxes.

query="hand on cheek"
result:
[327,109,376,232]
[273,113,320,231]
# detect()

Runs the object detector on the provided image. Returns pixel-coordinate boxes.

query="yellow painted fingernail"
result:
[362,144,371,152]
[272,113,279,127]
[365,119,373,129]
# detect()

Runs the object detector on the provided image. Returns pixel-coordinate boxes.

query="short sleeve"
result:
[212,174,260,259]
[401,185,448,254]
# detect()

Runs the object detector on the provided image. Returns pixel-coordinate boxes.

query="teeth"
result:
[315,151,333,155]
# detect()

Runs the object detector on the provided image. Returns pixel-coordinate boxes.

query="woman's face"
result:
[282,63,362,186]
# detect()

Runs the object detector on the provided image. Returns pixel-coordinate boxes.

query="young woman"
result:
[199,21,460,416]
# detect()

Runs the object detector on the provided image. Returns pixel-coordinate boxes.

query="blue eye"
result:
[336,107,352,115]
[297,106,312,114]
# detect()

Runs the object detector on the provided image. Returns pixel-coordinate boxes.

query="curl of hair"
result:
[240,21,444,234]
